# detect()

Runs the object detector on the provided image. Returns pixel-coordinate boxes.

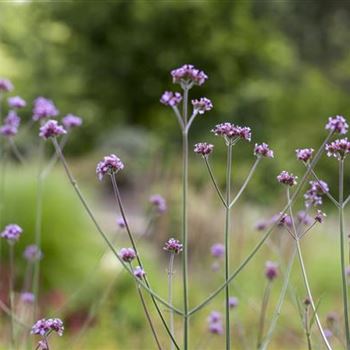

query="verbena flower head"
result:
[0,124,17,137]
[211,243,225,258]
[171,64,208,87]
[209,322,223,335]
[119,248,136,262]
[279,213,292,228]
[33,97,59,121]
[1,224,23,242]
[149,194,167,213]
[229,296,239,309]
[160,91,182,107]
[325,138,350,159]
[133,266,146,279]
[62,114,82,129]
[265,261,278,281]
[0,111,21,137]
[31,318,64,337]
[21,292,35,304]
[192,97,213,115]
[23,244,42,262]
[315,210,326,223]
[212,122,251,144]
[304,180,329,207]
[8,96,26,109]
[297,211,312,225]
[0,78,13,92]
[296,148,314,163]
[325,115,348,134]
[117,217,126,229]
[277,171,297,186]
[324,329,333,339]
[39,120,66,139]
[194,142,214,156]
[208,311,222,323]
[96,154,124,181]
[254,143,274,158]
[163,238,183,254]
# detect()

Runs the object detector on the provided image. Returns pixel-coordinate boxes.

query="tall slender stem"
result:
[304,304,313,350]
[168,253,175,350]
[339,158,350,349]
[225,144,232,350]
[257,281,272,348]
[9,243,15,349]
[182,84,189,350]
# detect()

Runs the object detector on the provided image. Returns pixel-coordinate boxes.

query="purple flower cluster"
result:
[39,120,66,139]
[31,318,64,337]
[212,122,251,142]
[229,296,239,309]
[133,266,146,279]
[279,213,292,228]
[163,238,183,254]
[0,111,21,137]
[160,91,182,107]
[315,210,326,223]
[0,78,13,92]
[194,142,214,156]
[208,311,223,335]
[325,138,350,159]
[325,115,348,134]
[277,171,297,186]
[62,114,82,129]
[296,148,314,163]
[211,243,225,258]
[254,143,274,158]
[117,217,126,229]
[1,224,23,242]
[23,244,43,262]
[33,97,59,121]
[171,64,208,86]
[8,96,26,109]
[149,194,167,213]
[21,292,35,304]
[119,248,136,262]
[265,261,278,281]
[191,97,213,115]
[96,154,124,181]
[304,180,329,207]
[296,211,312,226]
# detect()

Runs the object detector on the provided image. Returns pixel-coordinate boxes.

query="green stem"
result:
[9,243,15,349]
[168,253,175,350]
[339,158,350,349]
[304,304,313,350]
[225,144,232,350]
[257,281,272,348]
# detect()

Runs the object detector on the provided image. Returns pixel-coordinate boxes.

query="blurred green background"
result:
[0,1,350,349]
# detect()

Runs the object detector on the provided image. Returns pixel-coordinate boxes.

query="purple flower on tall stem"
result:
[229,297,239,309]
[0,111,21,137]
[149,194,167,213]
[277,171,297,186]
[212,122,251,143]
[171,64,208,86]
[62,114,82,129]
[315,210,326,223]
[0,78,13,92]
[265,261,278,281]
[208,311,223,335]
[8,96,26,109]
[325,115,348,134]
[1,224,23,242]
[296,148,314,163]
[31,318,64,337]
[21,292,35,304]
[39,120,66,139]
[32,97,59,121]
[96,154,124,181]
[191,97,213,114]
[163,238,183,254]
[208,311,222,323]
[117,217,126,229]
[325,138,350,159]
[23,244,42,262]
[160,91,182,107]
[211,243,225,258]
[119,248,136,262]
[254,143,274,158]
[194,142,214,157]
[133,266,146,280]
[279,213,292,228]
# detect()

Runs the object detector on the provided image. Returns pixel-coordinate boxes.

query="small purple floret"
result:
[33,97,59,121]
[277,171,297,186]
[62,114,82,129]
[31,318,64,337]
[211,243,225,258]
[0,78,13,92]
[171,64,208,86]
[163,238,183,254]
[194,142,214,156]
[96,154,124,181]
[326,138,350,159]
[265,261,278,281]
[325,115,348,134]
[160,91,182,107]
[229,296,239,309]
[315,210,326,223]
[0,111,21,137]
[119,248,136,262]
[212,122,251,142]
[1,224,23,242]
[23,244,42,262]
[133,266,146,279]
[8,96,26,109]
[39,120,66,139]
[191,97,213,114]
[117,217,126,229]
[296,148,314,162]
[21,292,35,304]
[149,194,167,213]
[254,143,274,158]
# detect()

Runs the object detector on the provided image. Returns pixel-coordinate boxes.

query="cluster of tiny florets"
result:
[315,210,326,223]
[133,266,146,279]
[163,238,183,254]
[325,138,350,159]
[296,211,312,226]
[194,142,214,156]
[1,224,23,242]
[96,154,124,181]
[8,96,26,109]
[0,111,21,137]
[62,114,82,129]
[296,148,314,163]
[325,115,348,134]
[0,78,14,92]
[33,97,59,121]
[212,122,251,142]
[119,248,136,263]
[160,91,182,107]
[149,194,167,213]
[39,120,66,139]
[208,311,223,335]
[254,143,274,158]
[191,97,213,114]
[23,244,43,262]
[21,292,35,304]
[265,261,278,281]
[277,171,297,186]
[117,217,126,229]
[278,213,292,228]
[304,180,329,207]
[31,318,64,337]
[171,64,208,86]
[211,243,225,258]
